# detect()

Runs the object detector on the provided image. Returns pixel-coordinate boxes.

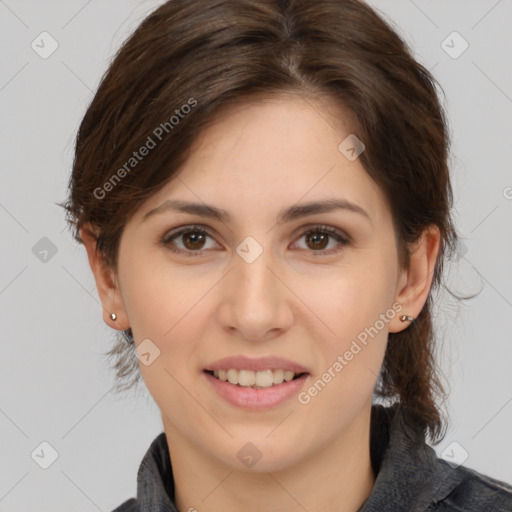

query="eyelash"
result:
[160,224,350,257]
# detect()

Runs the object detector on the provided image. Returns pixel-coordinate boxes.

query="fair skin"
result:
[82,93,440,512]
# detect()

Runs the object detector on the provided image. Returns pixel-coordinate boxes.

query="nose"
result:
[217,243,294,343]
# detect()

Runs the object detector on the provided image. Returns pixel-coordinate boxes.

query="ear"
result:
[80,223,130,331]
[389,225,441,333]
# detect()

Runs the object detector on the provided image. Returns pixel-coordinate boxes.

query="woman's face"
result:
[111,94,413,471]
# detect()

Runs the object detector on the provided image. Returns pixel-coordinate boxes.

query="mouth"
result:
[203,369,308,389]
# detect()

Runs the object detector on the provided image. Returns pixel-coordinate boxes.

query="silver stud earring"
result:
[110,313,117,321]
[399,315,414,322]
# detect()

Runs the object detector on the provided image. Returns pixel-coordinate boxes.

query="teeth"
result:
[256,369,274,387]
[284,370,295,382]
[238,369,256,386]
[211,368,301,388]
[227,368,239,385]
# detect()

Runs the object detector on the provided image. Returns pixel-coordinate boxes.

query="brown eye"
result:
[161,225,218,256]
[305,231,329,250]
[181,231,207,250]
[294,225,349,254]
[161,224,349,257]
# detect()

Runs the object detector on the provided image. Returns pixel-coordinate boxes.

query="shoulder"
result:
[432,457,512,512]
[111,497,137,512]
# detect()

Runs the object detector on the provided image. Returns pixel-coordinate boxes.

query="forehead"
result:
[188,92,355,168]
[135,94,389,227]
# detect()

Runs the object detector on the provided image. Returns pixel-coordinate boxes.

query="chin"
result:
[211,435,305,474]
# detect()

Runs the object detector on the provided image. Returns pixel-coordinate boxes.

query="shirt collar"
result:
[135,403,459,511]
[136,430,177,511]
[359,402,464,511]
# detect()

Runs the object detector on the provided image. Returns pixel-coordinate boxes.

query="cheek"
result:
[298,257,396,394]
[119,259,215,383]
[303,255,396,337]
[121,264,210,415]
[118,251,202,340]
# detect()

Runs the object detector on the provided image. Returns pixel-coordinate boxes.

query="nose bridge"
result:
[235,237,278,307]
[220,236,292,338]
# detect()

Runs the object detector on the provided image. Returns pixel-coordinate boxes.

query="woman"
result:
[61,0,512,510]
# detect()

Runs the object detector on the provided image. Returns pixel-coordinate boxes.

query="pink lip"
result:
[203,371,310,410]
[203,355,310,373]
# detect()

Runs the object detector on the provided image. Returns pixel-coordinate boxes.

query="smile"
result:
[203,370,310,410]
[206,368,306,389]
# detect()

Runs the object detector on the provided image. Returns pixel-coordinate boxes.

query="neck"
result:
[163,404,376,512]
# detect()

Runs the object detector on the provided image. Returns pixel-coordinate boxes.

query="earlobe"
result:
[80,223,129,330]
[389,225,441,333]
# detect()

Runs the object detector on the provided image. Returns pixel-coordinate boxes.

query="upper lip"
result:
[204,355,310,374]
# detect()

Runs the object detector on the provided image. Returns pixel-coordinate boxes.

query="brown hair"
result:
[61,0,461,443]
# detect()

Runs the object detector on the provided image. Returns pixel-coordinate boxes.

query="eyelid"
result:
[162,224,211,239]
[291,223,351,244]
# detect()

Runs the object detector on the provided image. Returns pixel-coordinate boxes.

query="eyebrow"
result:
[142,198,372,226]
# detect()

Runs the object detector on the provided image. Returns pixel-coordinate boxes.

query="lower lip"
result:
[203,371,309,410]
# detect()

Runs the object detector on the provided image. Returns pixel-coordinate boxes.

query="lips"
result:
[202,355,311,409]
[203,354,311,374]
[203,370,310,410]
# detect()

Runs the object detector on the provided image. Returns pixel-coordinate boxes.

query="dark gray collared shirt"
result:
[112,403,512,511]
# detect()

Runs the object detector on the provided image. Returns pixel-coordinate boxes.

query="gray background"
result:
[1,0,511,510]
